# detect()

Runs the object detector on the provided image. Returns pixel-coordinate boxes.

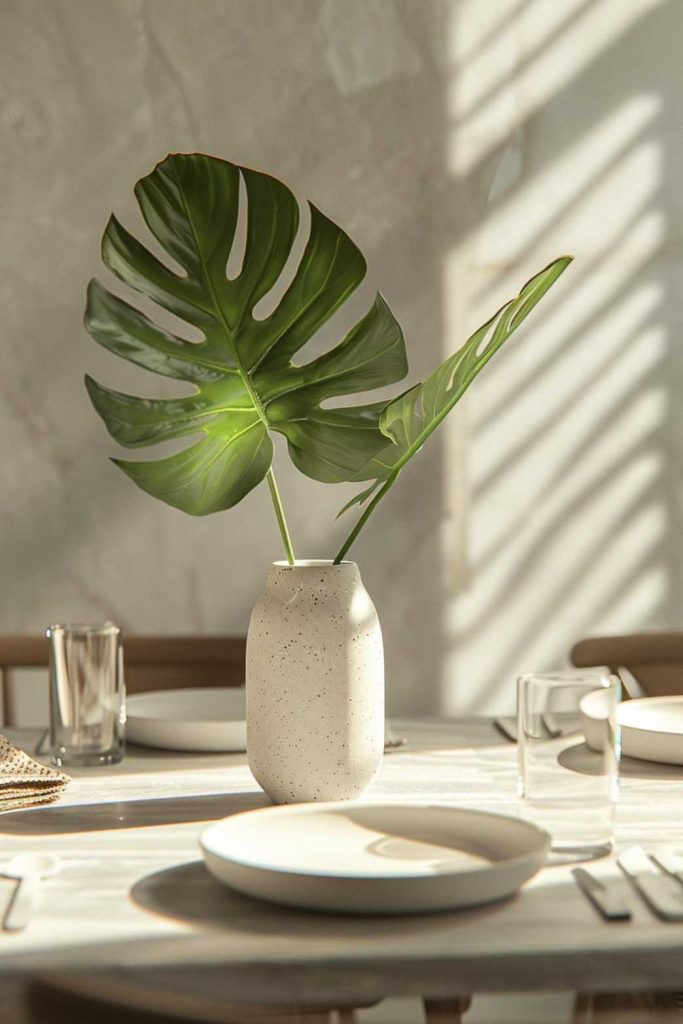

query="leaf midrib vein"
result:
[123,405,261,428]
[281,415,381,431]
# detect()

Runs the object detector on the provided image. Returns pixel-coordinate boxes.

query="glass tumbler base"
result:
[548,838,613,864]
[52,749,124,768]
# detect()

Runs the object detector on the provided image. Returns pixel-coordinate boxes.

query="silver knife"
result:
[618,847,683,921]
[572,868,632,921]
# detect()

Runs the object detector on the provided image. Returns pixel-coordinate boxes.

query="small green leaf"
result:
[336,257,572,525]
[335,480,381,520]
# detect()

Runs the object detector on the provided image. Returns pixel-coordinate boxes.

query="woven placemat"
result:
[0,735,69,812]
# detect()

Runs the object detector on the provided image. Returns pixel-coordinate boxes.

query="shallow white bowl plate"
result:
[618,696,683,765]
[579,689,613,752]
[126,688,246,752]
[200,803,550,914]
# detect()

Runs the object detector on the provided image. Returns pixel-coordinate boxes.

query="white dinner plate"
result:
[126,687,246,752]
[200,803,550,914]
[580,693,683,765]
[579,689,614,753]
[618,696,683,765]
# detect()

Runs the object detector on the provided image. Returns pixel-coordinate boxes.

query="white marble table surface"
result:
[1,718,683,1007]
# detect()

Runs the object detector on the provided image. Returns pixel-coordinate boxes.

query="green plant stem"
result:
[267,469,296,565]
[333,373,473,563]
[333,256,572,563]
[334,472,400,564]
[334,345,507,562]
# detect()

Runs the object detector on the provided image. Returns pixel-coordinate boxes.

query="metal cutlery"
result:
[493,716,518,743]
[572,867,632,921]
[650,847,683,885]
[573,849,683,923]
[2,853,60,931]
[617,846,683,922]
[384,723,407,751]
[493,712,581,744]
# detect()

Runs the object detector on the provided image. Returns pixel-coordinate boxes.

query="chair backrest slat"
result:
[571,633,683,698]
[1,667,11,727]
[0,635,246,727]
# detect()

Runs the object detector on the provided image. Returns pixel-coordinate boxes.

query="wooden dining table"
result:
[1,718,682,1022]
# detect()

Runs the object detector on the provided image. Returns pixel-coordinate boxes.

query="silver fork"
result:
[493,713,576,744]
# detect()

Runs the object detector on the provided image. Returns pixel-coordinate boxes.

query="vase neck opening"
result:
[272,559,356,569]
[267,559,361,589]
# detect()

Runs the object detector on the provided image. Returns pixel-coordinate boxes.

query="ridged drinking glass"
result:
[517,670,620,860]
[47,623,125,767]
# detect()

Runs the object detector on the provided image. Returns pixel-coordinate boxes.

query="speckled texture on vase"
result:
[246,560,384,804]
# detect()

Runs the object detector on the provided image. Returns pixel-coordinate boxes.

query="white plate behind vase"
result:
[126,687,246,752]
[200,803,550,914]
[125,687,402,757]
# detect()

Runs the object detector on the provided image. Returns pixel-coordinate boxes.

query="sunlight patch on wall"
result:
[441,0,669,713]
[447,0,665,176]
[445,454,665,714]
[473,99,662,272]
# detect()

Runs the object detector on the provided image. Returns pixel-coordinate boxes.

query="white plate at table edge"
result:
[580,693,683,765]
[200,803,550,914]
[125,687,246,753]
[619,696,683,765]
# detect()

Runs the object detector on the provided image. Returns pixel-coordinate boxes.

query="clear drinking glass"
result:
[517,670,620,860]
[47,623,125,766]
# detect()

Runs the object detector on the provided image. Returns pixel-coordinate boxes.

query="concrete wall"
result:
[1,0,679,720]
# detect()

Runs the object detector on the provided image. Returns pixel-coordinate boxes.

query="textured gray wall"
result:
[2,0,681,721]
[0,0,452,716]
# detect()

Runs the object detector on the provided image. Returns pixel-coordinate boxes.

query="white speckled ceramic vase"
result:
[246,560,384,804]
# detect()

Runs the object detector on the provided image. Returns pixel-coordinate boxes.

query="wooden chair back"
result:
[570,633,683,698]
[0,635,246,727]
[27,974,366,1024]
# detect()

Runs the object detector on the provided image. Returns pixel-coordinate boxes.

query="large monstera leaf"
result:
[85,153,407,514]
[336,257,573,527]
